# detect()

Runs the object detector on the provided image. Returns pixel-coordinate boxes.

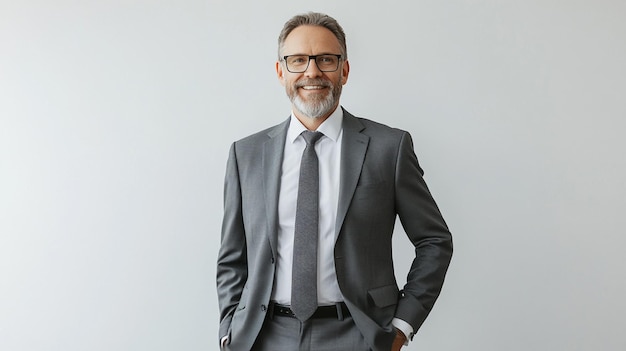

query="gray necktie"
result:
[291,130,324,321]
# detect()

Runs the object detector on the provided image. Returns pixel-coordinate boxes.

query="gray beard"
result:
[288,80,342,119]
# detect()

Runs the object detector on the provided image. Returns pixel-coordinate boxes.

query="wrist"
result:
[395,328,407,342]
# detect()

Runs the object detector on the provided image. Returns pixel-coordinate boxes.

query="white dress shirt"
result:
[271,106,344,305]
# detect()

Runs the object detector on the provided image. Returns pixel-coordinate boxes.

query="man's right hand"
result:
[220,335,229,350]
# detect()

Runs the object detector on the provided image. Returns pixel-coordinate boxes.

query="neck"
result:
[293,104,339,131]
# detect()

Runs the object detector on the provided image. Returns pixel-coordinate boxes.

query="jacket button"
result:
[261,304,267,311]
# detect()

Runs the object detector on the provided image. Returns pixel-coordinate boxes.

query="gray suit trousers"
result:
[248,314,371,351]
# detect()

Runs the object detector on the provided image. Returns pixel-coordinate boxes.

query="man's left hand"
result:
[391,329,407,351]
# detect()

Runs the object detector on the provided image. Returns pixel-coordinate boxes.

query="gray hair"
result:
[277,12,347,59]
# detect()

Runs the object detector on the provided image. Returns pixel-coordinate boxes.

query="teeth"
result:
[301,86,325,90]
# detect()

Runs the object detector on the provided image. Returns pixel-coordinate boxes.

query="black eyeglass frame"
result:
[281,54,343,73]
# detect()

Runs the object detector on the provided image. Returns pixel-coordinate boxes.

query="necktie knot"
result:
[302,131,323,146]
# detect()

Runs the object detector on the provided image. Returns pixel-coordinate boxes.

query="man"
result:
[217,12,452,351]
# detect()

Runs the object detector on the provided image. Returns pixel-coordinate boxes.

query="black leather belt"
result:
[270,302,350,320]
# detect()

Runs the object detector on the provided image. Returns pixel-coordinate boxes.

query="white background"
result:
[1,1,625,350]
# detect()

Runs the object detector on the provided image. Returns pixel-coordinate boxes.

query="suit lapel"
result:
[335,111,369,238]
[263,118,290,256]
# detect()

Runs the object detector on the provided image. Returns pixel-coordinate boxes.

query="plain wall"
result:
[1,0,625,350]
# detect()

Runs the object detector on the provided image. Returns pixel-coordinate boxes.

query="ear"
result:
[276,60,286,86]
[341,60,350,85]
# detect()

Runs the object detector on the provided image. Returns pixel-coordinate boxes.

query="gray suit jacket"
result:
[217,109,453,351]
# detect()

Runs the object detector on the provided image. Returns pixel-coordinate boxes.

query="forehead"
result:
[282,25,342,55]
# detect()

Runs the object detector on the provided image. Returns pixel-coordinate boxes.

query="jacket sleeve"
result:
[216,142,248,340]
[393,131,453,334]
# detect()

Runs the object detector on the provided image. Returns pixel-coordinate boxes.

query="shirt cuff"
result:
[392,318,414,346]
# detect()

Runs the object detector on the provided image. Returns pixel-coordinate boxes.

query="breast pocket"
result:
[354,180,388,199]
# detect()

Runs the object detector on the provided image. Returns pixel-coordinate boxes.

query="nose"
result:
[303,57,323,78]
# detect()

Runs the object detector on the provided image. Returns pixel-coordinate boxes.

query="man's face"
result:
[276,25,350,120]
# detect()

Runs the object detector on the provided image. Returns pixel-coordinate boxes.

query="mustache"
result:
[295,79,332,88]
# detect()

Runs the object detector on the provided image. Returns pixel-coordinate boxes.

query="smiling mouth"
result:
[300,85,328,90]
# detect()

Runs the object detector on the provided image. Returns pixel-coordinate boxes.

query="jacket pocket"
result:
[236,286,249,311]
[367,284,399,308]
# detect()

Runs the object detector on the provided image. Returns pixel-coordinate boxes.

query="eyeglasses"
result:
[282,54,343,73]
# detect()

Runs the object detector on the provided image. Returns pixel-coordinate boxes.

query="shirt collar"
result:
[287,106,344,143]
